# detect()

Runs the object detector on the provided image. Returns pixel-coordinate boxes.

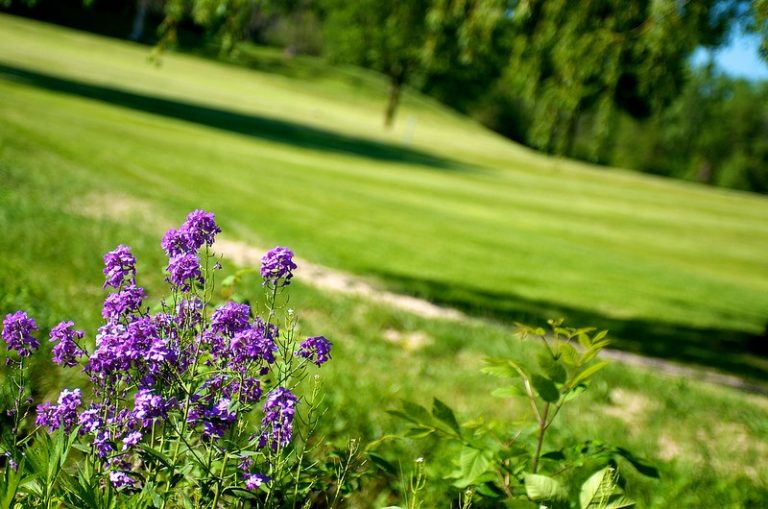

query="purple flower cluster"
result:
[102,284,146,321]
[2,311,40,357]
[297,336,333,366]
[103,245,136,289]
[50,321,85,367]
[86,317,180,388]
[133,389,173,427]
[36,389,81,433]
[166,253,203,291]
[162,210,221,256]
[161,210,220,291]
[258,387,298,451]
[1,210,337,499]
[260,246,297,287]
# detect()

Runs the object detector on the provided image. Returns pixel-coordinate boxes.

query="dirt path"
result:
[216,239,464,321]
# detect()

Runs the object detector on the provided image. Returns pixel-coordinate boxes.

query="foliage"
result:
[0,210,359,508]
[383,321,658,507]
[610,68,768,192]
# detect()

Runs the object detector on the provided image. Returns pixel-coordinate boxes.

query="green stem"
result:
[531,402,550,474]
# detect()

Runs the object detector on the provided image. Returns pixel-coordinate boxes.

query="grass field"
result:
[1,14,768,507]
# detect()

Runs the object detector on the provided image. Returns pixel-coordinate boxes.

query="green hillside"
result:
[1,13,768,381]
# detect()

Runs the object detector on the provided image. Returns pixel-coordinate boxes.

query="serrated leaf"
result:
[531,374,560,403]
[571,360,609,387]
[525,473,568,502]
[432,398,462,437]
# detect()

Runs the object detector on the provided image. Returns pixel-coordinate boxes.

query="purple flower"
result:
[201,398,237,439]
[78,404,103,435]
[36,389,81,433]
[133,389,172,427]
[175,298,203,327]
[93,431,114,458]
[161,228,188,257]
[224,377,263,405]
[102,284,146,321]
[244,472,271,490]
[231,326,278,367]
[103,245,136,289]
[2,311,39,357]
[258,387,298,451]
[182,210,221,251]
[297,336,333,366]
[260,247,297,287]
[166,253,202,291]
[122,431,143,451]
[238,456,254,471]
[109,470,135,490]
[35,402,56,430]
[50,321,85,367]
[210,302,251,337]
[161,210,221,256]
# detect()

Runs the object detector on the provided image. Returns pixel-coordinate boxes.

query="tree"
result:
[318,0,430,128]
[500,0,746,159]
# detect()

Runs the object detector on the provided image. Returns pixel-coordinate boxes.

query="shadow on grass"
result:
[373,271,768,382]
[0,63,470,171]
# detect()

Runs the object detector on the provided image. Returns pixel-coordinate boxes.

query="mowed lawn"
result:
[1,13,768,378]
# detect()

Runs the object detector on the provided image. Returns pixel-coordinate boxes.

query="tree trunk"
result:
[129,0,150,41]
[383,76,403,129]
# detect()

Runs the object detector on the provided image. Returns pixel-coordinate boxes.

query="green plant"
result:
[385,320,658,507]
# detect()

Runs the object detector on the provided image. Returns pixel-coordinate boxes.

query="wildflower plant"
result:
[0,210,345,508]
[384,320,658,508]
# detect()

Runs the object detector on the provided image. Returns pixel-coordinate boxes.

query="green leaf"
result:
[455,446,493,488]
[482,358,524,379]
[531,374,560,403]
[491,385,526,398]
[400,400,434,425]
[540,450,566,461]
[570,360,609,387]
[432,398,462,437]
[580,467,613,508]
[404,425,435,439]
[139,444,175,472]
[615,448,660,479]
[368,452,397,476]
[580,467,634,509]
[524,473,568,502]
[559,342,580,366]
[538,353,567,384]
